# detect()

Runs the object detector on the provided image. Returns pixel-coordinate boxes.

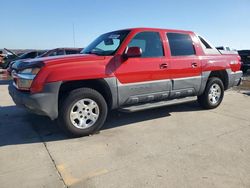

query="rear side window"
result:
[167,33,195,56]
[128,32,164,58]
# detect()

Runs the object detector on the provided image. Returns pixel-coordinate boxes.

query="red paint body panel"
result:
[29,28,241,93]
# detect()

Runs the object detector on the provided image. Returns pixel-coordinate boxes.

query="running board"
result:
[119,96,197,113]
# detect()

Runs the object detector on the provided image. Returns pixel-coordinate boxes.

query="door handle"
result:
[160,63,168,69]
[191,62,198,68]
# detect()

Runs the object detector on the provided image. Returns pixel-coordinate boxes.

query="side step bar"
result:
[119,96,197,113]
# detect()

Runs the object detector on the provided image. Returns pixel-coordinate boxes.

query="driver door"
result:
[115,31,172,105]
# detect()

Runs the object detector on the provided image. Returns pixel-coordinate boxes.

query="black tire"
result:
[198,77,224,109]
[58,88,108,137]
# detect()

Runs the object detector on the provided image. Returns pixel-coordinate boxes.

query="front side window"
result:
[81,30,130,56]
[128,32,164,58]
[167,33,195,56]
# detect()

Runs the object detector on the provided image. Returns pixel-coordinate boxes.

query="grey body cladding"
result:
[198,71,211,95]
[113,69,242,107]
[103,77,119,109]
[117,79,172,106]
[115,73,210,107]
[226,69,242,88]
[170,76,202,98]
[9,81,62,120]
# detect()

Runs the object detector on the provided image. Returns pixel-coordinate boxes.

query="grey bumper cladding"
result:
[228,70,243,88]
[8,82,62,120]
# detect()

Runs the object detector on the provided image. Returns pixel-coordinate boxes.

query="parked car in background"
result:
[216,46,238,55]
[216,46,232,51]
[0,50,5,66]
[8,48,83,74]
[0,49,18,68]
[37,48,83,57]
[238,50,250,73]
[9,28,242,137]
[1,49,45,69]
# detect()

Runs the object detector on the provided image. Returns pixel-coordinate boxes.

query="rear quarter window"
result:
[197,35,220,55]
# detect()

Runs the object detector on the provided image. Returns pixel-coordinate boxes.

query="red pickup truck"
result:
[9,28,242,137]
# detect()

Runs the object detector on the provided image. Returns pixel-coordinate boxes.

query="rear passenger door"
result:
[166,32,202,97]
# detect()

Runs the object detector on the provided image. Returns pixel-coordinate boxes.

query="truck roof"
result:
[123,27,194,34]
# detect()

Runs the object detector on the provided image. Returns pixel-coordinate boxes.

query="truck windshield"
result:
[81,30,130,56]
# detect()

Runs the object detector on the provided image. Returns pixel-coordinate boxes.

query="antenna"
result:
[72,23,76,47]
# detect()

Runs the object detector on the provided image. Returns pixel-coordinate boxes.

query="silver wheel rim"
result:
[70,98,100,129]
[208,83,221,105]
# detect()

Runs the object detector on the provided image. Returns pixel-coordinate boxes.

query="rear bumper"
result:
[8,82,62,120]
[228,70,243,88]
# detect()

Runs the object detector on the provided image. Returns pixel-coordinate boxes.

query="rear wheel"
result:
[58,88,108,137]
[198,77,224,109]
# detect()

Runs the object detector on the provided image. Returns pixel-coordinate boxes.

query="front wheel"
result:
[198,77,224,109]
[58,88,108,137]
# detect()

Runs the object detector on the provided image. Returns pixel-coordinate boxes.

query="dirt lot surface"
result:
[0,71,250,188]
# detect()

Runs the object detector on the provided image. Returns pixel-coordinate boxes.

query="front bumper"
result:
[228,70,243,88]
[8,82,62,120]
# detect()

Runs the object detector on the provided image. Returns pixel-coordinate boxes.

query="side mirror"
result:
[124,47,142,58]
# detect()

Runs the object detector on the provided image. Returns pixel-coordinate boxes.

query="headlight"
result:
[13,67,41,90]
[16,78,33,90]
[19,68,41,75]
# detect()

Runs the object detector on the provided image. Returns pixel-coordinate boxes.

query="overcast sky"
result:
[0,0,249,50]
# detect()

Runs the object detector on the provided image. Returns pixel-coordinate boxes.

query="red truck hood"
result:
[35,54,106,66]
[11,54,108,72]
